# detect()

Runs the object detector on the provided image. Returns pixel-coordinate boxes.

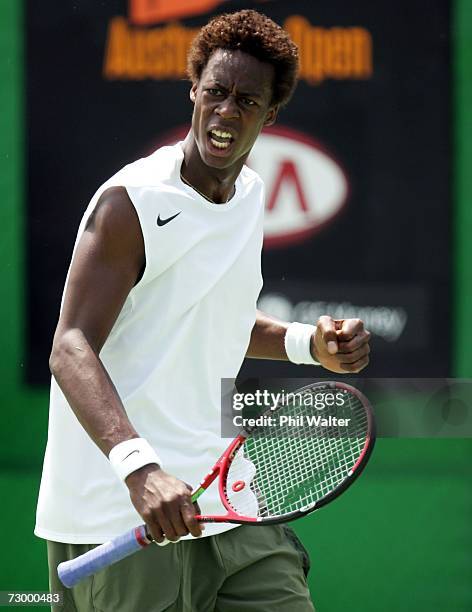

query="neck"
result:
[181,132,244,204]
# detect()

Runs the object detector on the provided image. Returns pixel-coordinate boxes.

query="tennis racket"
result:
[58,380,375,587]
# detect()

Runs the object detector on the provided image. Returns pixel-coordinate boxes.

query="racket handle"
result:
[58,525,151,588]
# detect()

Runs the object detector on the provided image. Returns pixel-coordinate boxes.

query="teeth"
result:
[211,129,232,140]
[210,137,230,149]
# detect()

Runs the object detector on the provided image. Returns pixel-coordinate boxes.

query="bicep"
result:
[55,187,144,353]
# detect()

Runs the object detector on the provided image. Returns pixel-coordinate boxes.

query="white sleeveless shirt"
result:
[35,143,265,543]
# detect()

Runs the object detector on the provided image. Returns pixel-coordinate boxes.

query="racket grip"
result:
[58,525,151,588]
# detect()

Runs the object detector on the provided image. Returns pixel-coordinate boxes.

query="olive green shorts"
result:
[48,524,315,612]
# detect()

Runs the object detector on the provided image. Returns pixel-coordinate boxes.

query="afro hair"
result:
[187,9,299,107]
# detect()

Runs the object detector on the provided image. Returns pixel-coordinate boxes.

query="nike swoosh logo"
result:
[122,450,139,461]
[157,211,181,226]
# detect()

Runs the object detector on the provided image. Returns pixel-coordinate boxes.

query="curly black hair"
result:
[187,9,299,107]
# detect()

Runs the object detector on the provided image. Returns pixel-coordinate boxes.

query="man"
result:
[36,9,370,611]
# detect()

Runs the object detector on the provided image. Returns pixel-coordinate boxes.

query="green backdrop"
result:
[0,1,471,609]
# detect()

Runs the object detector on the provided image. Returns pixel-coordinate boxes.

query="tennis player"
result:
[35,9,370,611]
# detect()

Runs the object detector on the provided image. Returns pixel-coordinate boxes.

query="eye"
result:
[241,97,257,107]
[207,88,223,96]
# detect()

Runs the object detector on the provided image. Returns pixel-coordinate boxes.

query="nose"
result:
[215,95,239,119]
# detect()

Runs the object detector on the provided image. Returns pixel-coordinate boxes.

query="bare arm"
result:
[49,186,201,541]
[246,310,371,373]
[245,310,289,360]
[49,187,143,454]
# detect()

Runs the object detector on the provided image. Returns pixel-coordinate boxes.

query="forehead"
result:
[200,49,274,98]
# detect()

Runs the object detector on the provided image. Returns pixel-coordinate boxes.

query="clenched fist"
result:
[311,316,371,374]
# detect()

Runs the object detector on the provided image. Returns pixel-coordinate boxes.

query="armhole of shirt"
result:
[124,185,151,292]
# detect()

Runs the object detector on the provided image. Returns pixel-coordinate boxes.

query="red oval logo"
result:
[248,126,349,248]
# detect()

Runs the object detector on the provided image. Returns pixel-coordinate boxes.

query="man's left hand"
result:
[311,316,371,374]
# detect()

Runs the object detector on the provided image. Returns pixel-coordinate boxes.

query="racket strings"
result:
[226,390,369,519]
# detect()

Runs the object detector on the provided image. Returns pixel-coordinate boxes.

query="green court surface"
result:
[0,471,48,591]
[1,439,471,611]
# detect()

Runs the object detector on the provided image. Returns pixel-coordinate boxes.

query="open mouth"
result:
[208,129,235,151]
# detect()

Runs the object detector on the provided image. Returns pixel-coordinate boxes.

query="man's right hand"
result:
[126,464,203,543]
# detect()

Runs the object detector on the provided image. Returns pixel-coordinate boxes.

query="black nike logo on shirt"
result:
[157,211,181,226]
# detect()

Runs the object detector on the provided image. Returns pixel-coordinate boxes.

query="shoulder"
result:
[86,187,143,257]
[86,144,182,235]
[87,186,134,230]
[240,164,265,192]
[239,165,266,206]
[116,143,183,188]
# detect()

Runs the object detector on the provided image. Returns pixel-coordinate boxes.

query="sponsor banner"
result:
[257,281,428,350]
[26,0,450,383]
[104,13,373,85]
[243,280,441,377]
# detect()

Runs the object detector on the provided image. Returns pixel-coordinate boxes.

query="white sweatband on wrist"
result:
[109,438,162,482]
[284,322,320,365]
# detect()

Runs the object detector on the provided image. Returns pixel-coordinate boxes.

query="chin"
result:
[199,142,239,170]
[202,154,235,170]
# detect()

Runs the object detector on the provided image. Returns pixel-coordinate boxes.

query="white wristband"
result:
[284,322,320,365]
[109,438,162,482]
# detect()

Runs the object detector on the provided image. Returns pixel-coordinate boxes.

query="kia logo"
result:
[151,124,349,249]
[249,126,349,248]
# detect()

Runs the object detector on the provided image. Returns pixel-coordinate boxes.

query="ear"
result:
[263,105,279,127]
[190,83,198,103]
